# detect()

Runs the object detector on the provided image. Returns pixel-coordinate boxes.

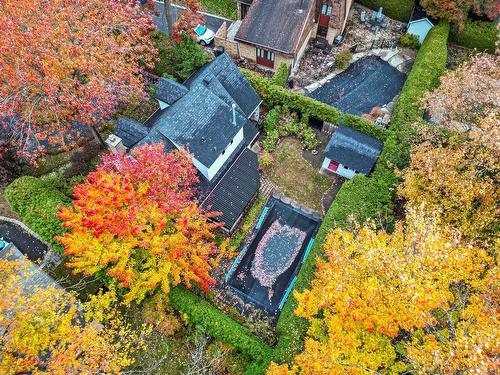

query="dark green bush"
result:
[270,62,289,87]
[357,0,414,22]
[169,287,272,374]
[5,176,70,251]
[400,33,421,49]
[335,49,353,69]
[450,20,497,53]
[150,31,208,81]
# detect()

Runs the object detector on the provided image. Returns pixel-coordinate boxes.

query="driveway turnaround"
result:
[308,55,407,116]
[0,218,47,262]
[152,1,232,36]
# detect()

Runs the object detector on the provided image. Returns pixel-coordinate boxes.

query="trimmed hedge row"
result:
[169,287,272,374]
[243,70,342,126]
[242,70,387,142]
[450,20,497,53]
[356,0,414,22]
[273,21,450,366]
[269,62,289,87]
[4,176,70,252]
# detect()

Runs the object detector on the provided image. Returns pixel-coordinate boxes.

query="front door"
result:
[256,47,275,69]
[319,1,332,28]
[328,160,339,172]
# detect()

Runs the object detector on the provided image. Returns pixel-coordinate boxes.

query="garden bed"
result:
[226,196,321,315]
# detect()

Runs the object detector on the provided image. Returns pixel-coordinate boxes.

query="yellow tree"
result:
[268,206,497,374]
[399,132,499,248]
[0,257,145,374]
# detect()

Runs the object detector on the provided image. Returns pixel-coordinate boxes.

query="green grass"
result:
[450,20,497,53]
[200,0,237,20]
[356,0,414,22]
[268,138,332,213]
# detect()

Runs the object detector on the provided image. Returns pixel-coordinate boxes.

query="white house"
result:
[321,125,383,179]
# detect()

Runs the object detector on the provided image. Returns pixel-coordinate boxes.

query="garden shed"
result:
[321,125,383,179]
[407,5,434,44]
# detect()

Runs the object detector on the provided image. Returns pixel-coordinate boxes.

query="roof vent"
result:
[232,103,237,126]
[200,137,206,143]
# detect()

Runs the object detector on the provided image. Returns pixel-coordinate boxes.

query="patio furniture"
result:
[360,10,366,23]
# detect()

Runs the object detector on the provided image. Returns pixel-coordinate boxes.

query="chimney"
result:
[105,134,126,154]
[232,103,237,126]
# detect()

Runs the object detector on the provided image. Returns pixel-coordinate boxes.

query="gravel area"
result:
[307,55,407,116]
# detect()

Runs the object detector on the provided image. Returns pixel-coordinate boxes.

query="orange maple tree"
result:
[0,0,156,160]
[57,144,227,304]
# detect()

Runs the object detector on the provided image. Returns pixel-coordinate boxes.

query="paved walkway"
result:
[152,1,232,36]
[0,218,48,262]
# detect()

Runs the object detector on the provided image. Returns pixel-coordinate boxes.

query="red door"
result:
[328,160,339,172]
[319,2,332,27]
[256,48,275,69]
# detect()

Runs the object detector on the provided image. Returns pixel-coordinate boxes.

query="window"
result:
[256,48,275,68]
[321,4,332,16]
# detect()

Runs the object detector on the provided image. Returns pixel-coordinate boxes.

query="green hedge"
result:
[170,287,272,374]
[4,176,70,251]
[243,70,387,142]
[273,21,450,366]
[450,20,497,53]
[270,62,289,87]
[356,0,414,22]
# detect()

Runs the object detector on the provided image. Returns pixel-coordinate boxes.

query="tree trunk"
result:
[164,0,174,35]
[89,125,106,148]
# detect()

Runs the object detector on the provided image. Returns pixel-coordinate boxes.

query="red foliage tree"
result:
[172,0,205,43]
[57,144,228,303]
[0,0,157,161]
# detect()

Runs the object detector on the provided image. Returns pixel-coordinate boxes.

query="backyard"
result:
[266,138,335,214]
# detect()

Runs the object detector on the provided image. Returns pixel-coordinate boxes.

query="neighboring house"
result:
[320,125,382,179]
[113,53,262,233]
[223,0,353,70]
[407,5,434,44]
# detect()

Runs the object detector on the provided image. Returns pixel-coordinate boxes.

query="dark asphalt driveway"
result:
[0,219,48,262]
[152,1,232,36]
[308,56,407,116]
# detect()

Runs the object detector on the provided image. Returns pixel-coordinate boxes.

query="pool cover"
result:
[308,55,407,116]
[227,197,321,315]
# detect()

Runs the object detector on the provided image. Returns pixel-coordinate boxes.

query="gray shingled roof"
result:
[184,53,261,117]
[235,0,314,54]
[115,118,149,148]
[156,78,189,105]
[324,126,383,175]
[153,83,246,166]
[0,242,59,294]
[201,148,260,231]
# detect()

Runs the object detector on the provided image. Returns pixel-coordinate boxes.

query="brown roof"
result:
[235,0,315,54]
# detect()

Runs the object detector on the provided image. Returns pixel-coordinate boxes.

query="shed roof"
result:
[235,0,314,54]
[324,126,383,175]
[201,148,260,231]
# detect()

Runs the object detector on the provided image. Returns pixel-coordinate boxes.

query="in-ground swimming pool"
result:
[226,196,321,315]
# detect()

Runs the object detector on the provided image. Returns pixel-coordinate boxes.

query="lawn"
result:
[200,0,237,20]
[267,138,332,213]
